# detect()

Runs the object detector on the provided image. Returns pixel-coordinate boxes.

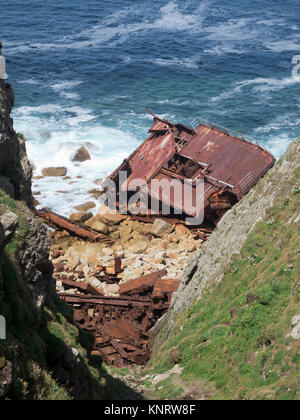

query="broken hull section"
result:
[107,111,276,226]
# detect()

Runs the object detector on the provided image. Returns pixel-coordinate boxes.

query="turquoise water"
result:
[1,0,299,214]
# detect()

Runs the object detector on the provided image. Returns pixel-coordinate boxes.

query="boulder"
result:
[129,240,148,254]
[0,211,19,242]
[89,221,109,235]
[97,213,127,226]
[74,202,96,212]
[42,167,67,177]
[70,212,93,224]
[289,315,300,340]
[119,225,133,243]
[72,146,91,162]
[88,188,104,199]
[152,219,174,237]
[175,224,190,236]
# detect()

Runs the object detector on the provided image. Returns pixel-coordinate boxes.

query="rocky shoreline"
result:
[49,205,205,298]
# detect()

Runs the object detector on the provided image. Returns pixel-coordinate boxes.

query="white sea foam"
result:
[51,80,82,100]
[205,18,259,42]
[153,56,200,70]
[13,103,140,216]
[6,1,207,54]
[255,115,300,134]
[264,135,294,159]
[265,40,300,53]
[236,76,300,93]
[18,78,40,85]
[51,80,83,91]
[211,73,300,103]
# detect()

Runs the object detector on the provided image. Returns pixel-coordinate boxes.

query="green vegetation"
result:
[0,190,130,400]
[148,165,300,400]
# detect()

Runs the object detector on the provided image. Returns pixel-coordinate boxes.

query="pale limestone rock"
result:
[119,225,133,243]
[89,221,109,235]
[104,284,120,295]
[152,219,174,237]
[129,240,148,254]
[289,315,300,340]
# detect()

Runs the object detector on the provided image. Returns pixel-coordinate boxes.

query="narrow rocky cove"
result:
[1,51,299,401]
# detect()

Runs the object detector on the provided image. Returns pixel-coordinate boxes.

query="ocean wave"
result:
[6,1,207,53]
[265,40,300,53]
[205,18,259,42]
[153,56,200,70]
[255,115,300,134]
[50,80,83,100]
[237,76,300,93]
[13,105,140,216]
[18,78,40,85]
[51,80,83,91]
[14,103,96,126]
[211,73,300,103]
[264,135,294,159]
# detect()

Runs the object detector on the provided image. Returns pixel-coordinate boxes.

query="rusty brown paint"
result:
[107,114,276,221]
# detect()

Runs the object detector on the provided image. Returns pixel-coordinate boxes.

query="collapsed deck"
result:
[108,110,276,226]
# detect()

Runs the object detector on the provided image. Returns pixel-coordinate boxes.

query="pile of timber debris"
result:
[58,269,179,368]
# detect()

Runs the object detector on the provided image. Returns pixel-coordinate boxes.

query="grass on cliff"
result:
[0,190,131,400]
[148,168,300,400]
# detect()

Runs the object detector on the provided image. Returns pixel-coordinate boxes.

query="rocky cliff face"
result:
[0,81,130,400]
[0,82,50,307]
[0,83,32,206]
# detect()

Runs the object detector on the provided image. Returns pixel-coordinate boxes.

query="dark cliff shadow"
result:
[0,254,143,400]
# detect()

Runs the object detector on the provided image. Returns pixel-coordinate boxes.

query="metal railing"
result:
[191,117,263,149]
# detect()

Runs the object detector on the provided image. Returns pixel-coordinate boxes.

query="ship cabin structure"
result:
[107,110,275,227]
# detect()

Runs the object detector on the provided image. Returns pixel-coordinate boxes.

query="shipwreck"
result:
[107,109,276,227]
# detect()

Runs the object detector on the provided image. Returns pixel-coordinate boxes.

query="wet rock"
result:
[42,167,67,177]
[93,178,103,185]
[70,212,93,224]
[74,202,96,212]
[72,146,91,162]
[88,188,104,199]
